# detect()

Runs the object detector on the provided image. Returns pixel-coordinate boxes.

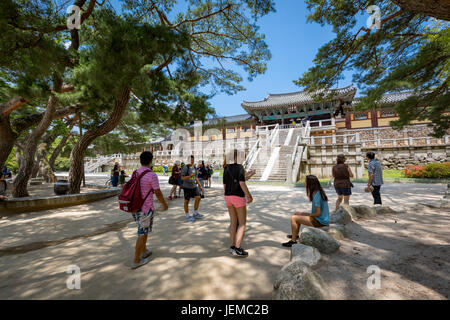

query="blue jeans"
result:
[111,176,119,187]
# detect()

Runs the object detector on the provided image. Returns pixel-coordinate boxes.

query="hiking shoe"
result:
[286,234,300,240]
[232,247,249,258]
[282,240,298,248]
[141,249,152,259]
[131,257,151,270]
[229,246,236,254]
[193,212,204,219]
[186,215,196,222]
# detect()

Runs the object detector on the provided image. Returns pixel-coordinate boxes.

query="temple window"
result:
[354,112,368,120]
[380,110,396,118]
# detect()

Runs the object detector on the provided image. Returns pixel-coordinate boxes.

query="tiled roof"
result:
[187,114,254,127]
[242,85,357,110]
[353,91,418,106]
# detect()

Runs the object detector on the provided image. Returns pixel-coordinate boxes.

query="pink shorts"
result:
[225,196,246,208]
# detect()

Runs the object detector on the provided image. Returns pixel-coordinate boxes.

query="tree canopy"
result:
[296,0,449,137]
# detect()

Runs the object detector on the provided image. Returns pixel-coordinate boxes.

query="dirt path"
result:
[0,181,448,299]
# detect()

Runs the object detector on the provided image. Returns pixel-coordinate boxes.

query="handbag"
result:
[365,185,374,193]
[168,176,176,185]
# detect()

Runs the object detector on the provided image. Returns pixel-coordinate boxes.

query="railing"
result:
[361,136,449,148]
[289,121,311,183]
[84,154,122,173]
[256,124,278,133]
[269,124,280,147]
[309,118,336,129]
[243,138,261,170]
[309,133,360,145]
[307,134,449,147]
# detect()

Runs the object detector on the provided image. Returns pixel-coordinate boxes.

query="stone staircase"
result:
[248,128,303,182]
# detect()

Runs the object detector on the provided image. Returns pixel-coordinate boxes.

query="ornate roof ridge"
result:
[242,85,357,109]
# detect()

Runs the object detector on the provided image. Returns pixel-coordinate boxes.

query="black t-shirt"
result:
[223,164,246,197]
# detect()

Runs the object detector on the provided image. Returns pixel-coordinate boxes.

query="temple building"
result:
[242,85,356,126]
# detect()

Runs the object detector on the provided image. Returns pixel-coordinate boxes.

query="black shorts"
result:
[184,187,200,200]
[335,187,352,196]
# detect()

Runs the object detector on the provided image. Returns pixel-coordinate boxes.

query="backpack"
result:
[118,169,153,213]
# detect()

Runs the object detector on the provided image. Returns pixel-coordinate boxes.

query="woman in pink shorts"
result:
[223,150,253,258]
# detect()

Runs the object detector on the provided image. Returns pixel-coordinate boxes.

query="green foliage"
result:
[54,157,70,171]
[296,1,449,137]
[5,146,18,173]
[403,163,450,179]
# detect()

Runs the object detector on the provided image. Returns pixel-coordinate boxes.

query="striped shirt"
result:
[136,167,160,213]
[368,159,384,186]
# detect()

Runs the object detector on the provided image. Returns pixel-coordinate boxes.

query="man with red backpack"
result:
[120,151,168,270]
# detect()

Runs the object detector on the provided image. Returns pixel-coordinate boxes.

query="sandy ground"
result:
[0,177,448,300]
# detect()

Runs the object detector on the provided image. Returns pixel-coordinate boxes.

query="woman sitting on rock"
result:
[282,175,330,248]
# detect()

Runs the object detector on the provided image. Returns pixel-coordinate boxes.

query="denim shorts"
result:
[335,187,352,196]
[132,209,154,236]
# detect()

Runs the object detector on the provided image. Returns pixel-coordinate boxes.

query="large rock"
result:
[351,205,377,219]
[374,206,397,215]
[290,244,321,267]
[273,260,329,300]
[299,227,340,254]
[330,205,353,224]
[324,224,346,240]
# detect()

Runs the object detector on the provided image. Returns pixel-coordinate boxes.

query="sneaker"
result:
[186,215,195,222]
[141,249,152,259]
[168,196,173,201]
[131,257,151,270]
[286,234,300,240]
[193,212,204,219]
[229,246,236,254]
[232,247,249,258]
[282,240,298,248]
[174,195,179,199]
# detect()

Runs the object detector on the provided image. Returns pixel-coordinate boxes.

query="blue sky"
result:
[110,0,369,117]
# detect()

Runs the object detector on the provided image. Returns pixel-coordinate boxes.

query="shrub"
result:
[151,166,173,173]
[403,162,450,179]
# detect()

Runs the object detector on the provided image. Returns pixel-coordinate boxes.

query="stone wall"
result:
[362,145,449,170]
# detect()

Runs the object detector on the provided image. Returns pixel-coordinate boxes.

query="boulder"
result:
[299,227,340,254]
[374,206,397,215]
[330,205,353,225]
[351,205,377,219]
[290,244,321,267]
[273,260,329,300]
[325,224,346,240]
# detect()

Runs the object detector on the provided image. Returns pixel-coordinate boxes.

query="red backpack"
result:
[118,169,153,213]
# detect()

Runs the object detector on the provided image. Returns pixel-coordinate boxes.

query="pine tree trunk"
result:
[13,94,59,198]
[0,116,15,170]
[49,134,70,171]
[69,86,130,194]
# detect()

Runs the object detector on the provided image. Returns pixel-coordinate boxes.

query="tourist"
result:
[163,163,169,176]
[181,155,204,222]
[168,161,181,200]
[366,152,384,205]
[131,151,168,270]
[282,175,330,247]
[111,164,120,187]
[178,162,185,197]
[198,161,207,198]
[2,167,12,179]
[0,172,7,200]
[119,170,128,186]
[224,150,253,257]
[207,164,213,188]
[332,154,354,211]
